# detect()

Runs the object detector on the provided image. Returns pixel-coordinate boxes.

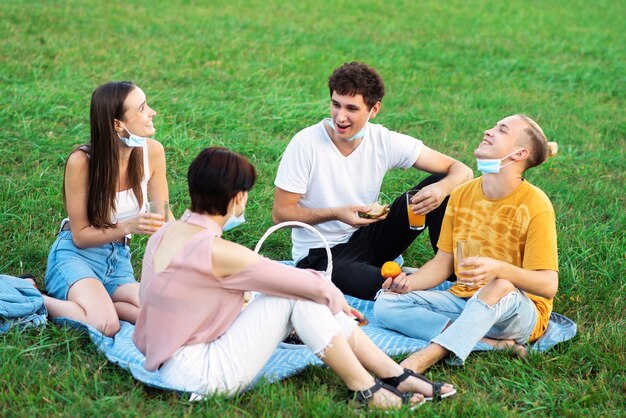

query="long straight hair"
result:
[64,81,144,228]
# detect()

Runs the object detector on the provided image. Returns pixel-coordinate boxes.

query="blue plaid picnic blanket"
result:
[53,282,576,396]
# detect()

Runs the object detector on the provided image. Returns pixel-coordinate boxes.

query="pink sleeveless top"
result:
[133,210,345,371]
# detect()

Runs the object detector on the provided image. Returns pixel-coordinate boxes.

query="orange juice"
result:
[407,205,426,230]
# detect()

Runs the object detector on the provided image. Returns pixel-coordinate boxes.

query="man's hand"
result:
[457,256,503,287]
[335,205,384,228]
[409,182,448,215]
[382,272,411,294]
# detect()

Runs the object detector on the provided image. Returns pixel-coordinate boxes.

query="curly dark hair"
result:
[328,62,385,109]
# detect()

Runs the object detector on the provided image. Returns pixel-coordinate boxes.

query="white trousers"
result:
[159,295,357,396]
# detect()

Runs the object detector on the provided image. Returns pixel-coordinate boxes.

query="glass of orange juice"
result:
[456,240,480,285]
[406,189,426,230]
[146,201,169,226]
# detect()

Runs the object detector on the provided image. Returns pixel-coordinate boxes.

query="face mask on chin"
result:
[476,149,524,174]
[117,121,147,147]
[325,110,372,142]
[223,201,246,232]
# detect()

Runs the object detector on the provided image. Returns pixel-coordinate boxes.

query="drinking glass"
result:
[406,189,426,230]
[456,240,481,286]
[146,201,169,225]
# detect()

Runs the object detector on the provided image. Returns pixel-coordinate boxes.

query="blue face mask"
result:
[476,150,523,174]
[324,112,371,142]
[117,122,146,147]
[223,202,246,232]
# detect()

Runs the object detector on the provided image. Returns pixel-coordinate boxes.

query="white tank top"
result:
[60,141,151,231]
[113,140,150,223]
[111,141,150,223]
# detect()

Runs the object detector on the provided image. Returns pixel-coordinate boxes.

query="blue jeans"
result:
[374,288,537,362]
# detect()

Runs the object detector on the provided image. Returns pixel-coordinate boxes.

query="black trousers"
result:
[297,174,453,300]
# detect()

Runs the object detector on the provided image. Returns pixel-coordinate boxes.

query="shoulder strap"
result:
[77,144,90,159]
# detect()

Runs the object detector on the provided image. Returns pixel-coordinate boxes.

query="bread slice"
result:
[357,202,390,219]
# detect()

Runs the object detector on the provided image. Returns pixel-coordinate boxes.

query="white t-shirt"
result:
[275,119,423,262]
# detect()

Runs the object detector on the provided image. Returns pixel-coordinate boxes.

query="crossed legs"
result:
[376,278,537,374]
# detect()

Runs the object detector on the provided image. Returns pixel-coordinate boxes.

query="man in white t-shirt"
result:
[273,62,473,300]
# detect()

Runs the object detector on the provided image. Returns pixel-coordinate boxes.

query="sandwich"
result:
[357,202,390,219]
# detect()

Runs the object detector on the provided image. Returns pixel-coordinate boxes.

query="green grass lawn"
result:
[1,0,624,415]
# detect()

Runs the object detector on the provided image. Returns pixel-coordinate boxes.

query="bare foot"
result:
[482,337,528,358]
[400,344,449,374]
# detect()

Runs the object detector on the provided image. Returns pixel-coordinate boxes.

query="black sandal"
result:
[381,368,456,402]
[352,378,421,411]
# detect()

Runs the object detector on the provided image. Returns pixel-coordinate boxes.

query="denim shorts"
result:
[44,230,137,300]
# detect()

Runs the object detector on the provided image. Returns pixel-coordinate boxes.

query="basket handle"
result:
[254,221,333,279]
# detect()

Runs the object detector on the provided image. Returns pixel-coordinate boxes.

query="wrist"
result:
[120,220,131,236]
[328,207,340,221]
[496,260,511,282]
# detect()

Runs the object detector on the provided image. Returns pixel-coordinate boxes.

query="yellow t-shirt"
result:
[438,178,558,342]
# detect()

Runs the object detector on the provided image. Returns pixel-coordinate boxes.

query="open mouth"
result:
[335,122,350,132]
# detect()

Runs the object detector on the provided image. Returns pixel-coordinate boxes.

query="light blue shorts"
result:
[44,230,137,300]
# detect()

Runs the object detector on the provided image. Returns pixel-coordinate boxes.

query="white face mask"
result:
[476,149,523,174]
[223,201,246,232]
[117,121,146,147]
[325,110,372,142]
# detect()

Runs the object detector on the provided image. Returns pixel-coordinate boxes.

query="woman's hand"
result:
[342,302,368,326]
[341,301,354,317]
[124,212,165,235]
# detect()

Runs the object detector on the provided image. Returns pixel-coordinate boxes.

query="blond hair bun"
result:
[546,141,558,158]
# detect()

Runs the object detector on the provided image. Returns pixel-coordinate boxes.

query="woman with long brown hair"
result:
[43,81,172,336]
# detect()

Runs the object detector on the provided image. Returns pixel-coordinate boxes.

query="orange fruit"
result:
[381,261,402,279]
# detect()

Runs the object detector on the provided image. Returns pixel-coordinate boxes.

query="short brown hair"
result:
[516,114,558,170]
[187,147,257,215]
[328,62,385,109]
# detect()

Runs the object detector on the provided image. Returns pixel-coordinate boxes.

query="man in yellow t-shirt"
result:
[374,114,559,373]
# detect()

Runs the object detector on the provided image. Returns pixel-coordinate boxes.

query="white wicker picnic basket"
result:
[252,221,335,348]
[254,221,333,279]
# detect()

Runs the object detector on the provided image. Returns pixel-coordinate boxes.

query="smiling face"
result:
[328,92,380,141]
[117,87,156,138]
[474,115,527,161]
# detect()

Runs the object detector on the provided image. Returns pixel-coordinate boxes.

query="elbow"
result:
[546,278,559,299]
[72,236,88,249]
[271,208,283,224]
[542,272,559,299]
[272,204,294,224]
[459,162,474,182]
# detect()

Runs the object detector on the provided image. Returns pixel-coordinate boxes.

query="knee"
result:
[95,317,121,337]
[373,293,400,323]
[89,307,121,337]
[477,278,517,304]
